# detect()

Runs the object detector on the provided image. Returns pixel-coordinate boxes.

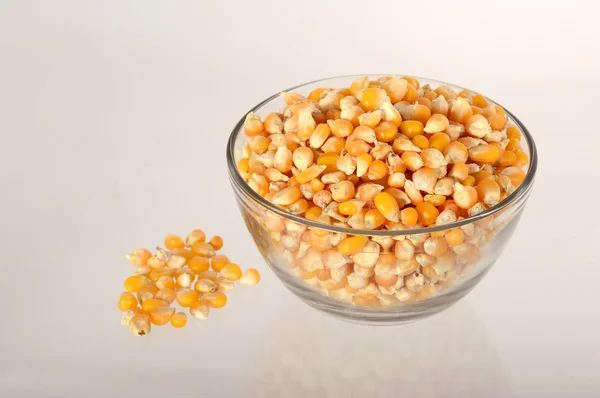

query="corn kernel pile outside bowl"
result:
[227,74,537,324]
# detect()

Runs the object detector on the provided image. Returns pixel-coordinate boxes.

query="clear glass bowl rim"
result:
[226,74,538,236]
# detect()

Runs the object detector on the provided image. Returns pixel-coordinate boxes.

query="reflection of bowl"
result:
[226,75,538,325]
[244,298,514,398]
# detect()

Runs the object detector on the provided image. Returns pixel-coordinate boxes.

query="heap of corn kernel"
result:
[119,229,260,336]
[237,75,528,306]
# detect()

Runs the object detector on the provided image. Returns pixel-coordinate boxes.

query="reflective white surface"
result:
[1,1,599,397]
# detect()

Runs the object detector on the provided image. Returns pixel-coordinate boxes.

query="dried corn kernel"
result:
[170,312,187,328]
[118,292,138,311]
[240,268,261,286]
[129,314,151,336]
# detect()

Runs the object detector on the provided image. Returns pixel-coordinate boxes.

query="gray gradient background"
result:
[1,1,599,397]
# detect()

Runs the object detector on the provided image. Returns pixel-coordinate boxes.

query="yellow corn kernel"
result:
[471,106,483,115]
[409,104,431,125]
[449,163,469,181]
[141,298,168,312]
[191,242,216,257]
[209,236,223,250]
[364,209,386,229]
[499,150,517,167]
[345,139,371,157]
[310,123,331,149]
[354,292,380,307]
[148,267,173,282]
[292,147,314,171]
[125,249,152,267]
[188,256,210,274]
[190,299,210,320]
[244,112,264,136]
[170,249,194,264]
[297,111,316,140]
[185,229,206,247]
[328,119,354,138]
[282,91,306,105]
[175,288,199,307]
[416,97,432,109]
[164,234,185,250]
[155,275,175,290]
[445,228,465,247]
[358,110,383,129]
[374,192,400,222]
[339,200,365,216]
[310,178,325,192]
[453,183,478,209]
[403,85,417,103]
[367,160,388,181]
[321,136,346,154]
[118,292,138,311]
[374,121,398,142]
[155,288,176,304]
[273,186,302,206]
[488,114,506,131]
[413,167,437,193]
[450,97,473,125]
[361,87,387,111]
[305,206,322,220]
[170,312,187,328]
[388,172,406,188]
[415,202,439,226]
[129,314,151,336]
[352,154,371,178]
[506,126,521,140]
[204,292,228,309]
[197,270,219,282]
[469,144,501,163]
[248,174,269,197]
[501,166,527,187]
[412,135,429,150]
[424,194,446,207]
[264,112,283,134]
[295,165,326,184]
[338,235,369,256]
[399,120,424,139]
[210,254,230,272]
[463,175,476,186]
[420,148,446,169]
[194,278,218,294]
[444,141,469,164]
[477,179,501,206]
[149,306,175,326]
[401,151,424,172]
[401,76,419,89]
[240,268,261,286]
[330,180,356,202]
[427,133,449,153]
[124,275,150,293]
[506,138,521,152]
[383,77,408,103]
[515,151,529,167]
[465,114,491,138]
[221,263,243,281]
[472,94,488,108]
[400,207,418,226]
[423,114,449,133]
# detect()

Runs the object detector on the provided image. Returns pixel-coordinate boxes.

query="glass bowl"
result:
[226,75,537,325]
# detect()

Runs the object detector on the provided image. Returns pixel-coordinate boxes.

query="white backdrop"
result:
[1,1,599,397]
